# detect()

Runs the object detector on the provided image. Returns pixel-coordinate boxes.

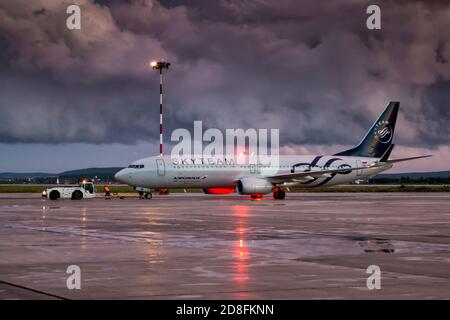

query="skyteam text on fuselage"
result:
[115,102,431,199]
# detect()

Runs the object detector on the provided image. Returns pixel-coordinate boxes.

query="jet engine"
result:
[237,177,273,195]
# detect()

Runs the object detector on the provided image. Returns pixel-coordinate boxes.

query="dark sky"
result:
[0,0,449,172]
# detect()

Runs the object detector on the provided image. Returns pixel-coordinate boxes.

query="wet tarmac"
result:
[1,192,450,299]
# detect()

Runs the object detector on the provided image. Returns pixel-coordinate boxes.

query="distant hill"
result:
[0,172,54,179]
[0,167,123,181]
[58,167,123,177]
[376,171,450,179]
[369,170,450,185]
[0,167,123,179]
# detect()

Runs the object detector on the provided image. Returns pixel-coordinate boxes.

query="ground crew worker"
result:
[104,184,111,199]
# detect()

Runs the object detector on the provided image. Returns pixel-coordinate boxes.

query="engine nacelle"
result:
[236,177,273,195]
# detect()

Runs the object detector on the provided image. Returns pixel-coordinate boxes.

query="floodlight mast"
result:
[150,60,170,156]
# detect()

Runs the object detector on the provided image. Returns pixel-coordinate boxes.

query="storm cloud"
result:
[0,0,449,151]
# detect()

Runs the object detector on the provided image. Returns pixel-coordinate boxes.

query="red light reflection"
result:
[232,206,250,288]
[233,205,248,217]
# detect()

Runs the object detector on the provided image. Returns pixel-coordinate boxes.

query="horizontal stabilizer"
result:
[384,155,432,164]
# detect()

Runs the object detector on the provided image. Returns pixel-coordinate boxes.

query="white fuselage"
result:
[115,155,392,189]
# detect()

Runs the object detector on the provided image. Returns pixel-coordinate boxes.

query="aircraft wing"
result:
[266,164,379,183]
[384,155,432,164]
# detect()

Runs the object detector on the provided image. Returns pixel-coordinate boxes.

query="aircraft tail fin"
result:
[335,101,399,158]
[379,144,395,162]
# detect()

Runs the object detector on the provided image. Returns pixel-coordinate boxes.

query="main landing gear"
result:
[138,191,152,199]
[273,186,286,200]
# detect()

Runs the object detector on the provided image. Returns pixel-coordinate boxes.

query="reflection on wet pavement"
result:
[0,192,450,299]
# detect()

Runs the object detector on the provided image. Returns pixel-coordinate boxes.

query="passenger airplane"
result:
[115,102,430,199]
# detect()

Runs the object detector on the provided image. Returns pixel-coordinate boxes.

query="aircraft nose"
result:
[114,169,126,183]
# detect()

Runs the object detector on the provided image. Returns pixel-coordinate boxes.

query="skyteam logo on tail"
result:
[374,120,392,144]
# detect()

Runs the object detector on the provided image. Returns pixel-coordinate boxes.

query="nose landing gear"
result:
[138,191,153,199]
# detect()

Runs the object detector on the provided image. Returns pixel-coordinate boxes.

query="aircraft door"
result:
[356,160,363,176]
[156,158,165,176]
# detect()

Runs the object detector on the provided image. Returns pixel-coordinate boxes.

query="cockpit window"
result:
[128,164,144,169]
